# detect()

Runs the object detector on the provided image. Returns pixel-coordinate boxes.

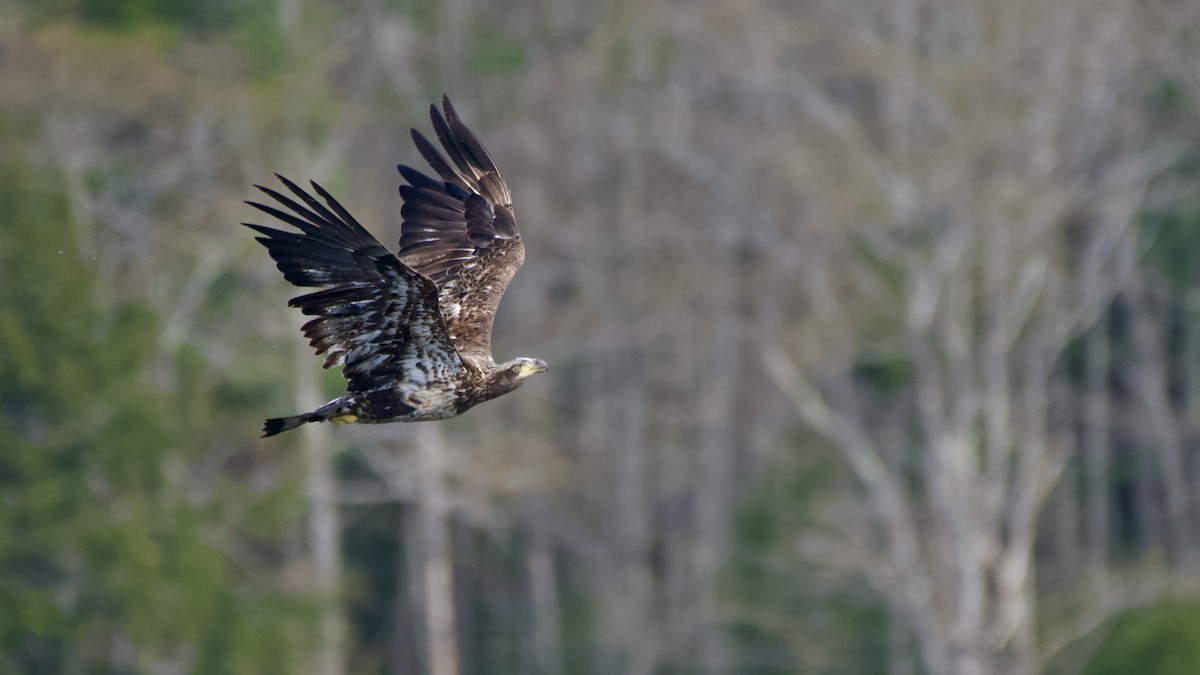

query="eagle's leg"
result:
[260,397,358,437]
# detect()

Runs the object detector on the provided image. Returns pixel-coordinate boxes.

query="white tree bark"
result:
[296,343,346,675]
[415,424,460,675]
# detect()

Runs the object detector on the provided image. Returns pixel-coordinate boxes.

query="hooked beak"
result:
[520,358,549,377]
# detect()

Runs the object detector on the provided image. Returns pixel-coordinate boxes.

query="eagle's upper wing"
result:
[245,176,465,392]
[396,95,524,367]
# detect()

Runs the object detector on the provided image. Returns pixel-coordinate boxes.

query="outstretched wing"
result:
[397,95,524,367]
[245,175,466,392]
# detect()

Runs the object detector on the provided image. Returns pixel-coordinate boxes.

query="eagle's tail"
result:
[261,398,359,437]
[261,413,319,437]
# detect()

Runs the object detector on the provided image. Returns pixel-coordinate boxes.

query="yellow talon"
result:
[329,413,359,424]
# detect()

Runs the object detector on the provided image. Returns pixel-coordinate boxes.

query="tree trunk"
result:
[524,499,563,675]
[1126,282,1197,564]
[390,504,420,675]
[296,342,345,675]
[1083,323,1111,580]
[693,264,738,675]
[416,424,460,675]
[604,377,656,675]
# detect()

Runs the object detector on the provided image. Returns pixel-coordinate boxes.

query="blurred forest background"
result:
[5,0,1200,673]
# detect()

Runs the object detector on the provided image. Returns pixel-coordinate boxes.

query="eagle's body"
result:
[247,96,547,437]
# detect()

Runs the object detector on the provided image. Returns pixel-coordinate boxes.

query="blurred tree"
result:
[756,0,1184,673]
[0,134,313,674]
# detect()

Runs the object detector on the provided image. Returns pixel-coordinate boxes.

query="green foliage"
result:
[20,0,257,35]
[854,354,914,398]
[1085,599,1200,675]
[470,39,527,76]
[559,580,597,675]
[228,9,288,79]
[0,150,313,673]
[850,235,906,295]
[468,12,527,76]
[1140,209,1200,289]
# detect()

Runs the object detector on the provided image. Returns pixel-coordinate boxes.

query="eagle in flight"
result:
[246,96,548,437]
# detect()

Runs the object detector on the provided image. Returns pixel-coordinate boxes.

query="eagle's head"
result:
[511,357,550,380]
[492,357,549,392]
[463,357,548,411]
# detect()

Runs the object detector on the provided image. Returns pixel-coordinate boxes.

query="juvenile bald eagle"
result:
[246,96,547,437]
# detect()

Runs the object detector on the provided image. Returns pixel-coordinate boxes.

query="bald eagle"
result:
[246,96,547,437]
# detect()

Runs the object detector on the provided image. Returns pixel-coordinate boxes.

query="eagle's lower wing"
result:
[397,95,524,366]
[245,176,465,392]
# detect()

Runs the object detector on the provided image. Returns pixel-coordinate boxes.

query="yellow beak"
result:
[522,359,549,376]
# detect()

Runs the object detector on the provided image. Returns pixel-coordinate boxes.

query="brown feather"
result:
[245,180,465,393]
[397,96,525,365]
